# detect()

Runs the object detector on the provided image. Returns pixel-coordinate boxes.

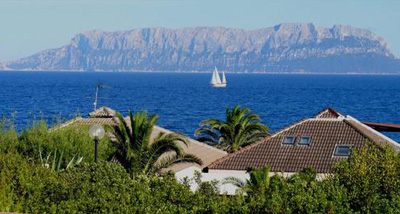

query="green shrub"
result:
[0,119,19,153]
[335,145,400,213]
[0,152,58,212]
[0,120,114,167]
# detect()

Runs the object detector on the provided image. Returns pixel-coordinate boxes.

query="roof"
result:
[89,107,116,118]
[62,117,118,127]
[206,108,399,173]
[314,107,344,119]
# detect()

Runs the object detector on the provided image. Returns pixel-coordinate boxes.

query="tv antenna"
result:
[93,82,111,111]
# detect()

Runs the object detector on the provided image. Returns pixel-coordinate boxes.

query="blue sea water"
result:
[0,71,399,142]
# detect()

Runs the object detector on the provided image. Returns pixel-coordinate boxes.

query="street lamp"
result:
[89,124,105,163]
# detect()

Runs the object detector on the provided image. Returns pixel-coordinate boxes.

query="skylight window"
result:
[334,145,351,157]
[299,137,311,146]
[283,136,295,145]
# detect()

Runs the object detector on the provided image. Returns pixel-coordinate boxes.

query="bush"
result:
[0,152,58,212]
[0,156,237,213]
[0,119,19,153]
[244,170,350,214]
[0,120,114,167]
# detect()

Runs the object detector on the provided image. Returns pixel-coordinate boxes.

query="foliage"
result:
[0,120,114,168]
[334,145,400,213]
[1,144,400,213]
[0,152,57,212]
[0,154,232,213]
[0,114,400,213]
[39,149,83,171]
[223,166,271,196]
[195,105,270,153]
[0,118,19,153]
[107,110,202,175]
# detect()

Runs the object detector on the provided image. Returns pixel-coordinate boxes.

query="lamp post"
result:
[89,124,105,163]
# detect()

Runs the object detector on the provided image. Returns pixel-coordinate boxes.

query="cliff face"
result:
[5,23,400,73]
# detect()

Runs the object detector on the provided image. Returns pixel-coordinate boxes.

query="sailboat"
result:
[210,67,227,88]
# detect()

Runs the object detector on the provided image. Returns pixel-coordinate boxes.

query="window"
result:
[299,137,311,146]
[283,136,295,145]
[334,145,351,157]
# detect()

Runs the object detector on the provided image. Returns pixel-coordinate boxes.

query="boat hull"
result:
[211,83,227,88]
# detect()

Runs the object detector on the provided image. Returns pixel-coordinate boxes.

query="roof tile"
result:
[207,111,399,173]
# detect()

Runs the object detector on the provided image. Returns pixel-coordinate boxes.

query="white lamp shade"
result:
[89,124,105,140]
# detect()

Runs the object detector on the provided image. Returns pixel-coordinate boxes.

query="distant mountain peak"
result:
[274,22,315,30]
[4,23,400,73]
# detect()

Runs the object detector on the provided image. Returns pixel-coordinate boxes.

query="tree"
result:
[334,144,400,213]
[108,110,202,176]
[195,105,270,153]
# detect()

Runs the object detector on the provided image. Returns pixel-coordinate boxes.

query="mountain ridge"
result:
[4,23,400,73]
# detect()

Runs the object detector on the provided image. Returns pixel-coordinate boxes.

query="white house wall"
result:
[176,168,329,195]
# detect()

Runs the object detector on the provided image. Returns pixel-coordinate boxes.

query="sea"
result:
[1,71,399,142]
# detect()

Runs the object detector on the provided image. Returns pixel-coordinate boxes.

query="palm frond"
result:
[142,113,159,150]
[110,110,203,176]
[144,133,187,171]
[151,153,203,175]
[196,136,219,145]
[200,119,222,128]
[222,176,246,188]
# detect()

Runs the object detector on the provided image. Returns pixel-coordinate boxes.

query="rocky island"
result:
[4,23,400,73]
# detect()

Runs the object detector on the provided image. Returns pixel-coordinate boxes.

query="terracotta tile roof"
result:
[58,117,118,129]
[207,109,399,173]
[89,107,116,118]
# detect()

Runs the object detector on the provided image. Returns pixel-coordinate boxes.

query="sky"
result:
[0,0,399,61]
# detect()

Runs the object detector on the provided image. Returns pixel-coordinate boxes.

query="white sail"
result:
[214,67,222,84]
[221,71,226,84]
[210,68,218,85]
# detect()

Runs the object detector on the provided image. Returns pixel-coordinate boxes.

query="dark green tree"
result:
[108,110,202,176]
[195,105,270,153]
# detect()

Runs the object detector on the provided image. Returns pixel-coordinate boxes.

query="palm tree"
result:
[108,110,202,176]
[195,105,270,153]
[222,166,271,195]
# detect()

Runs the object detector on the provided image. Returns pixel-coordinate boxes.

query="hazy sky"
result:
[0,0,399,61]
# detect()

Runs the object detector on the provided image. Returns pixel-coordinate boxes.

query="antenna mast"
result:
[94,84,99,111]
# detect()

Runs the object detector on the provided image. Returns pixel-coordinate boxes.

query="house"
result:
[201,108,400,194]
[59,107,228,179]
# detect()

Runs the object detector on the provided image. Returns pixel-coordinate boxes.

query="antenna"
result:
[93,82,112,111]
[94,83,99,111]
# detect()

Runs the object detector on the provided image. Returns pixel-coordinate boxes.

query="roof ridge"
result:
[58,117,83,128]
[315,107,343,118]
[89,106,116,118]
[309,117,344,121]
[154,125,228,155]
[206,117,313,169]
